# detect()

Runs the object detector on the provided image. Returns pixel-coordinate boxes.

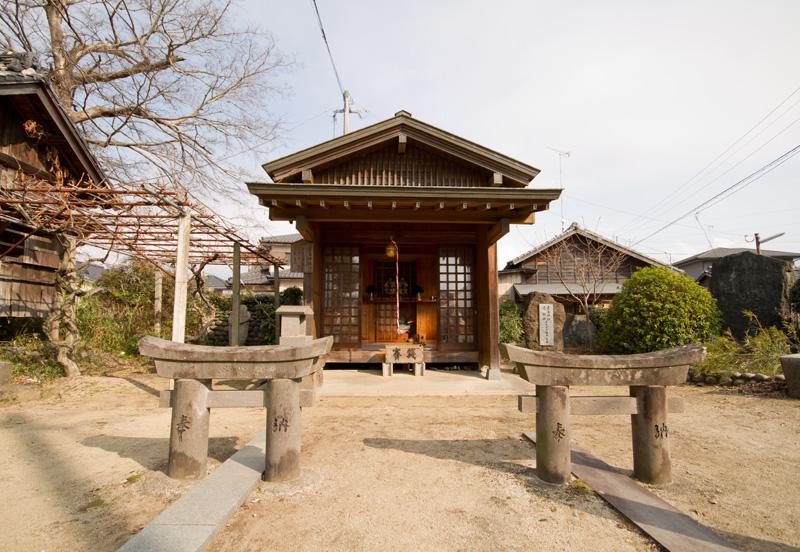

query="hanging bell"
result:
[385,240,397,258]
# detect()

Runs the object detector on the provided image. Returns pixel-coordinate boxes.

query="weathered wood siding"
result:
[314,143,488,187]
[0,99,65,318]
[519,235,647,285]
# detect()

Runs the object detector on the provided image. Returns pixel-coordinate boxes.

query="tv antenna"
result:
[332,90,367,136]
[546,146,571,231]
[746,231,785,254]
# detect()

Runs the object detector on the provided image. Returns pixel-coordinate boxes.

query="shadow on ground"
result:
[82,435,240,472]
[364,436,799,552]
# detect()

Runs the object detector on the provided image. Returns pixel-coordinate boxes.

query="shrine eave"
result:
[246,182,562,226]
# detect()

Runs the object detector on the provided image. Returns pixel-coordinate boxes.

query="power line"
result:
[618,82,800,235]
[632,143,800,246]
[625,110,800,237]
[310,0,344,96]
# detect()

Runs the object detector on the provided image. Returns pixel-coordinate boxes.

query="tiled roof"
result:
[241,268,303,285]
[506,222,671,270]
[675,247,800,266]
[259,233,303,244]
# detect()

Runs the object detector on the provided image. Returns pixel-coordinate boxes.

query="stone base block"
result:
[780,355,800,398]
[0,361,11,385]
[485,367,502,381]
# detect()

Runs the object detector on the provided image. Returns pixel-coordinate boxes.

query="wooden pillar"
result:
[168,378,211,479]
[630,385,671,484]
[536,385,571,484]
[154,270,163,338]
[171,212,191,343]
[264,378,301,481]
[230,242,241,346]
[477,227,501,380]
[273,262,281,340]
[312,233,323,339]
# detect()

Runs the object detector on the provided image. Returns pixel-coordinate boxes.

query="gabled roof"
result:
[675,247,800,266]
[204,274,229,290]
[0,53,106,186]
[263,110,540,187]
[260,233,303,244]
[505,222,672,270]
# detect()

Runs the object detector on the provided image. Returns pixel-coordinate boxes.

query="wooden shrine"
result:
[248,111,561,378]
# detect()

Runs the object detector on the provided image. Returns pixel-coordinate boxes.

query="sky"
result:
[221,0,800,269]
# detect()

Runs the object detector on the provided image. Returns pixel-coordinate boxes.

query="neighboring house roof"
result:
[0,53,106,186]
[204,274,228,290]
[78,264,106,282]
[514,282,623,298]
[241,268,303,286]
[260,233,303,244]
[505,222,672,270]
[674,247,800,266]
[262,110,541,187]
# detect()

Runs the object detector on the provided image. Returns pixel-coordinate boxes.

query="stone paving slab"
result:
[522,432,737,551]
[320,367,535,396]
[117,432,266,552]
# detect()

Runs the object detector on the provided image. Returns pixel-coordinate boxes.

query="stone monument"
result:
[522,292,565,351]
[710,252,793,339]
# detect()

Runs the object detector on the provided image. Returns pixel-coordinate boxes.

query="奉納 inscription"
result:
[176,415,191,442]
[273,415,289,432]
[552,422,566,442]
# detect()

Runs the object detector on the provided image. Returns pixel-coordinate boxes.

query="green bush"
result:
[696,315,794,376]
[0,333,63,382]
[597,266,722,353]
[243,295,277,345]
[76,259,206,355]
[281,286,303,306]
[499,299,524,344]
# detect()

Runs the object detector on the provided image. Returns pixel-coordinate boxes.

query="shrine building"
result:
[247,110,561,378]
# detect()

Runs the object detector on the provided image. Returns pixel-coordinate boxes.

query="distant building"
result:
[249,233,305,293]
[203,274,228,292]
[501,223,673,311]
[675,247,800,288]
[239,264,304,293]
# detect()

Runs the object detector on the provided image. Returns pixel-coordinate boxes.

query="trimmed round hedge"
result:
[597,266,721,354]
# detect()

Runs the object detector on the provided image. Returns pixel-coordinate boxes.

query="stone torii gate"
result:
[502,343,705,485]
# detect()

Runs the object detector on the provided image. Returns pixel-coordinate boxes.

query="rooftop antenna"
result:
[546,146,570,231]
[332,90,367,136]
[747,231,785,254]
[694,212,714,249]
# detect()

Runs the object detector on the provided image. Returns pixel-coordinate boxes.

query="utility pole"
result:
[753,231,785,255]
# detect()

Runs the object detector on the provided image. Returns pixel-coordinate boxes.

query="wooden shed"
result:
[248,111,560,377]
[0,54,105,319]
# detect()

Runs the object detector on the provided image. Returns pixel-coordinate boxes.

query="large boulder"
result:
[522,292,565,351]
[710,252,793,339]
[563,314,597,352]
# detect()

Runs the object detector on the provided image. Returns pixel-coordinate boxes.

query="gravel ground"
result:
[0,371,798,551]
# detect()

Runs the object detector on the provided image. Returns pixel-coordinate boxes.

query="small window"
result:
[0,222,26,258]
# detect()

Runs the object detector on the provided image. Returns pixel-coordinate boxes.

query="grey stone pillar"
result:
[264,378,301,482]
[630,385,671,484]
[168,378,211,479]
[535,384,571,484]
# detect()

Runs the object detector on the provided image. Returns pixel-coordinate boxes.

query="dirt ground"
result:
[0,371,798,552]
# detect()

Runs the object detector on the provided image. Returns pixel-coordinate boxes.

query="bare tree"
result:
[538,234,629,318]
[1,0,287,196]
